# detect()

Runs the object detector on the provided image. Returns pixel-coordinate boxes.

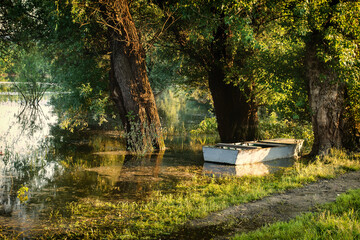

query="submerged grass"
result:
[232,188,360,240]
[23,149,360,239]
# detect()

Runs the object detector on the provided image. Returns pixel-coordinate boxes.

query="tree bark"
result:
[304,0,360,155]
[105,0,165,150]
[208,68,258,142]
[209,23,258,143]
[305,32,345,156]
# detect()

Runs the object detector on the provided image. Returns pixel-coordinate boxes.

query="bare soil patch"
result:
[164,170,360,240]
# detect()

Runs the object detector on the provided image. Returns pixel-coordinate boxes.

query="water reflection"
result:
[85,152,165,200]
[0,98,57,155]
[0,97,61,233]
[203,158,295,177]
[0,93,293,237]
[0,94,205,235]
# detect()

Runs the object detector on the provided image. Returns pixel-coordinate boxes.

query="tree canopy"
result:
[0,0,359,155]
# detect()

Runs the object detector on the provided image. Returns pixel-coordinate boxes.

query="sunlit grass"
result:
[23,149,360,239]
[232,188,360,240]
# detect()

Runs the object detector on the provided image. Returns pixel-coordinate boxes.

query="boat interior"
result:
[215,141,291,150]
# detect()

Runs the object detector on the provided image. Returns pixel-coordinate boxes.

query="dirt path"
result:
[164,170,360,240]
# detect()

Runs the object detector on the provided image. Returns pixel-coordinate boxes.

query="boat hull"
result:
[203,139,303,165]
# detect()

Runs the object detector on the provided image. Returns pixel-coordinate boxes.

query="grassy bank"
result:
[4,149,360,239]
[232,188,360,240]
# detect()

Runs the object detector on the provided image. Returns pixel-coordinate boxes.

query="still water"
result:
[0,94,293,234]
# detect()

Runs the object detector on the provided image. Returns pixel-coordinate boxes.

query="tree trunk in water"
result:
[209,23,258,143]
[106,0,164,150]
[305,33,344,156]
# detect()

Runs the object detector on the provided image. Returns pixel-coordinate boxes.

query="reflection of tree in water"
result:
[0,139,62,218]
[0,105,205,231]
[0,102,61,219]
[108,153,165,200]
[84,151,199,201]
[1,102,48,152]
[15,102,49,140]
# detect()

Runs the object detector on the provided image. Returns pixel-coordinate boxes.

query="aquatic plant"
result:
[17,185,29,203]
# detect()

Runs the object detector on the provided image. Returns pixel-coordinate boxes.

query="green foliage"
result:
[10,47,53,105]
[0,43,17,79]
[147,46,187,94]
[0,0,114,131]
[190,117,218,136]
[189,116,219,145]
[254,27,310,122]
[156,88,212,135]
[130,0,166,49]
[156,89,187,133]
[2,0,359,149]
[259,112,313,152]
[302,0,359,71]
[57,83,112,132]
[150,0,313,135]
[46,2,114,131]
[284,0,360,84]
[79,83,109,127]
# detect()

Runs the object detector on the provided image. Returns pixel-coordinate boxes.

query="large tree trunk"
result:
[163,7,259,143]
[209,23,259,143]
[305,32,345,156]
[105,0,165,150]
[208,70,258,142]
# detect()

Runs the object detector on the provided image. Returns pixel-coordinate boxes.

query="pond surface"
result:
[0,94,294,236]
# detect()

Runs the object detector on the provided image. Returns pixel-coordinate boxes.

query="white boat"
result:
[202,138,303,165]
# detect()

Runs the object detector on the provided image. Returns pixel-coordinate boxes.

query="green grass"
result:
[232,188,360,240]
[7,149,360,239]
